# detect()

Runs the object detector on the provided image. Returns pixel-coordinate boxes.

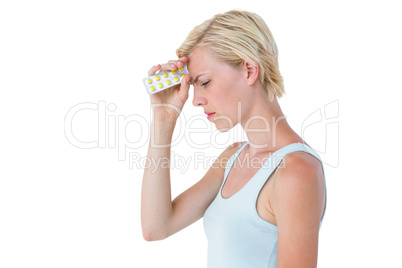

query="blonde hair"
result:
[176,10,285,102]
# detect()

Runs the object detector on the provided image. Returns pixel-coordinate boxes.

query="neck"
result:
[239,90,302,156]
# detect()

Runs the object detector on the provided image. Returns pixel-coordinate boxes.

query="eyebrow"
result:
[190,73,207,85]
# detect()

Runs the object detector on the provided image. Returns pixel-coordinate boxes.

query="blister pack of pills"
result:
[143,65,189,95]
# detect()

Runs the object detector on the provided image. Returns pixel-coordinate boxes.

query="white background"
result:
[1,0,401,267]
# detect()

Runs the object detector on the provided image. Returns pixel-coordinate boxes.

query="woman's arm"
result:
[272,152,326,268]
[141,120,176,241]
[141,118,244,241]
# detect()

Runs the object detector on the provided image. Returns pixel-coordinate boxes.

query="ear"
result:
[243,60,259,86]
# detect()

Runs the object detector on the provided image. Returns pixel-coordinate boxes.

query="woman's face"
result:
[188,46,251,132]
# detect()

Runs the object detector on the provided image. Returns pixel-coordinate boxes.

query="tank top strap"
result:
[272,142,322,167]
[249,142,323,186]
[247,142,327,224]
[221,141,249,190]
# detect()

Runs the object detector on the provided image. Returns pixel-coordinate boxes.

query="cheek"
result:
[213,80,240,101]
[216,83,242,108]
[211,87,234,110]
[212,92,240,121]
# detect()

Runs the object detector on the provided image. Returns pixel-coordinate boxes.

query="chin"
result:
[215,126,232,133]
[213,117,237,133]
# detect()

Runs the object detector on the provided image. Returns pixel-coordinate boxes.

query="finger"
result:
[178,74,191,101]
[167,60,183,69]
[176,61,184,68]
[168,57,189,68]
[179,57,189,64]
[168,57,188,65]
[148,64,161,76]
[160,63,178,71]
[158,57,189,72]
[177,57,189,69]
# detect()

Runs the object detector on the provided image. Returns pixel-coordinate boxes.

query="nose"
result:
[192,87,207,107]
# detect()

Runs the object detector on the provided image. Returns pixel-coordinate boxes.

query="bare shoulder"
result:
[271,150,325,219]
[277,151,323,180]
[271,152,326,266]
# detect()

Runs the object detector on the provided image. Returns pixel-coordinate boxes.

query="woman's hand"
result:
[147,57,190,123]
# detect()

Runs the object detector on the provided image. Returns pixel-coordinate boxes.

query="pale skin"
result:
[141,45,326,267]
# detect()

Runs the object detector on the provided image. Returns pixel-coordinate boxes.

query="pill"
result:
[143,64,189,95]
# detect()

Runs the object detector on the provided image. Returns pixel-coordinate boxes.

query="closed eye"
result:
[201,80,210,87]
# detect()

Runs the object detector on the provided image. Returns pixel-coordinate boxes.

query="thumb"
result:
[178,74,191,101]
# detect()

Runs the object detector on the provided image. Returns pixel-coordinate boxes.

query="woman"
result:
[142,10,327,268]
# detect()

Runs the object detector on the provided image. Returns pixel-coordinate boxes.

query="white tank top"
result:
[203,141,327,268]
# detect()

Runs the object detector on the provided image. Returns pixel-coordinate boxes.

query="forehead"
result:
[187,46,217,77]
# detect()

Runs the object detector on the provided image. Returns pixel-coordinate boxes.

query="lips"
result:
[205,112,215,120]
